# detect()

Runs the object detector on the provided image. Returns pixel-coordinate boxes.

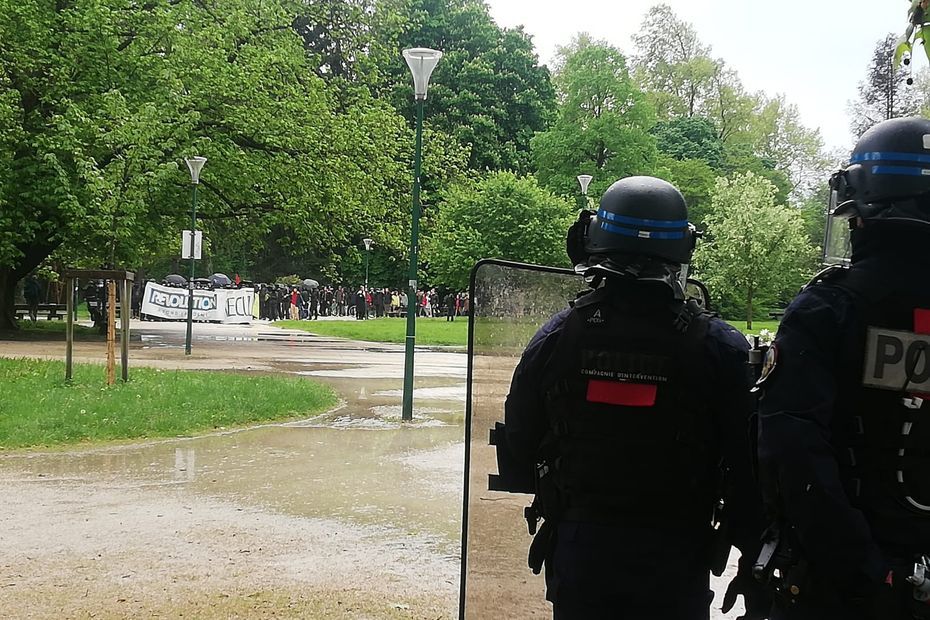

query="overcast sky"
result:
[485,0,908,151]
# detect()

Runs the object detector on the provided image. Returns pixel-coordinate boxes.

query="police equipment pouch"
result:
[488,422,534,494]
[753,523,808,605]
[527,460,561,575]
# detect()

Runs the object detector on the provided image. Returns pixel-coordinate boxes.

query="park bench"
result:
[14,303,67,321]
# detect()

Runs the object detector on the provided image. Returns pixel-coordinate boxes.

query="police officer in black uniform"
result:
[757,117,930,620]
[505,176,768,619]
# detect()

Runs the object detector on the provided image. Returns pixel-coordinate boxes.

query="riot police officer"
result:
[505,176,768,619]
[757,117,930,619]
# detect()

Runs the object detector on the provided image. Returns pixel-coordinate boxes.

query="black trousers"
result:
[547,522,713,620]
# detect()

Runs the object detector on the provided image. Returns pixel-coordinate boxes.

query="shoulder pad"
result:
[802,264,849,291]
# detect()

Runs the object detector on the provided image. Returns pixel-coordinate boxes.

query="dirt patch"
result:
[0,475,458,619]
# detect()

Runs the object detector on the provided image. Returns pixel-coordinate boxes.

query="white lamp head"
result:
[577,174,593,196]
[403,48,443,100]
[185,157,207,184]
[363,238,373,251]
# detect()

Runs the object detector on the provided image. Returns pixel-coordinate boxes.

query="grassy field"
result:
[0,358,338,449]
[727,320,780,335]
[1,319,99,339]
[276,317,469,346]
[277,316,779,347]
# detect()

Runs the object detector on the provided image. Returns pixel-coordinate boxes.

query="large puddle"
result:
[1,322,469,553]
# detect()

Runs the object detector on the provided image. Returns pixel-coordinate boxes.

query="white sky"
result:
[485,0,908,151]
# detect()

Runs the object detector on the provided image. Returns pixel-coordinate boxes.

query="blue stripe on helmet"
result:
[851,152,930,164]
[597,209,688,229]
[871,165,930,177]
[599,221,687,240]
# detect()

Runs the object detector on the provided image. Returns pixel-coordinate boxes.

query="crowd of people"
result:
[255,284,469,322]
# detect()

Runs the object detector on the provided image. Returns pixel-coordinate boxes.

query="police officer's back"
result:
[757,117,930,620]
[504,177,767,619]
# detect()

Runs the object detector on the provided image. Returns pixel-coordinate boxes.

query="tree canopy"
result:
[693,173,816,328]
[0,0,875,327]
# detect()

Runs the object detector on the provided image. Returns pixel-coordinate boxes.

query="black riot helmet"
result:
[831,117,930,225]
[582,176,696,297]
[585,176,695,263]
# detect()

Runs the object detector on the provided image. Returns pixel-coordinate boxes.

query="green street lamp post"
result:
[577,174,593,210]
[401,47,442,422]
[184,156,207,356]
[363,237,373,287]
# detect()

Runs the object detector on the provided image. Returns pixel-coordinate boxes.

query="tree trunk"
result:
[0,267,18,330]
[0,239,63,330]
[746,286,754,331]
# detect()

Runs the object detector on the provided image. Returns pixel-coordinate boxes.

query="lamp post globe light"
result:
[401,47,442,422]
[577,174,593,210]
[363,238,373,287]
[184,156,206,356]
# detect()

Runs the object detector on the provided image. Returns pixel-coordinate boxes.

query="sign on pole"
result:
[181,230,203,260]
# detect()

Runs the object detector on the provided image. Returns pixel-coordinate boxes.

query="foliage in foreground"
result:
[0,358,338,449]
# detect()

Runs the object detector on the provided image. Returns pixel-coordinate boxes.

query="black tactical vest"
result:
[540,286,720,528]
[825,266,930,552]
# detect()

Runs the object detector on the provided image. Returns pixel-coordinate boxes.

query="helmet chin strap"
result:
[583,257,687,300]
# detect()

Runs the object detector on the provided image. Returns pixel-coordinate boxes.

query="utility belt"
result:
[754,525,930,618]
[523,459,721,576]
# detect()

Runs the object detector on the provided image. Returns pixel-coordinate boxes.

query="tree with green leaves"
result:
[693,173,816,328]
[0,0,462,329]
[850,33,920,138]
[751,95,828,196]
[631,4,719,120]
[422,171,574,289]
[379,0,555,174]
[531,34,658,199]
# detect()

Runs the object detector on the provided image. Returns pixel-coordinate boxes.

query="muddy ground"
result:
[0,320,742,619]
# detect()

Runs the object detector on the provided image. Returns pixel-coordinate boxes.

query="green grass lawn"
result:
[726,320,780,336]
[0,319,99,339]
[276,317,469,347]
[277,316,779,347]
[0,358,338,449]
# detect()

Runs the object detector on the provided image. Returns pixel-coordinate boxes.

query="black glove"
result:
[723,556,772,619]
[566,209,594,267]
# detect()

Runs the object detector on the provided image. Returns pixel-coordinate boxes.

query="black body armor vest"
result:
[540,287,720,529]
[826,266,930,552]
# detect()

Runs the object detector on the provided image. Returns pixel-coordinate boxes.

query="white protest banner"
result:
[141,282,254,324]
[216,288,255,324]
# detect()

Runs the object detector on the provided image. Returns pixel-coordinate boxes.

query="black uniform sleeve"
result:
[504,310,570,468]
[708,320,765,558]
[757,287,886,592]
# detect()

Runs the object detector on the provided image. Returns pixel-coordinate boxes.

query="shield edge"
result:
[458,258,579,619]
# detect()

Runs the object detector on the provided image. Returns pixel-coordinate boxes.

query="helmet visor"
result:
[823,196,852,266]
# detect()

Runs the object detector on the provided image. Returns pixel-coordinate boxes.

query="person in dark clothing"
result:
[23,275,41,322]
[373,288,383,318]
[444,291,456,321]
[504,176,768,620]
[757,117,930,620]
[309,287,319,320]
[355,287,367,320]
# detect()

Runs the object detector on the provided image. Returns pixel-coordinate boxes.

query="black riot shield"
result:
[459,259,583,620]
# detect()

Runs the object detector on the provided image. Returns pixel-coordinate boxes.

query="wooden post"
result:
[65,277,74,381]
[106,280,116,386]
[121,279,130,382]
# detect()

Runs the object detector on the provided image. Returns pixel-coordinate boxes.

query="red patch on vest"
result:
[586,380,657,407]
[915,309,930,335]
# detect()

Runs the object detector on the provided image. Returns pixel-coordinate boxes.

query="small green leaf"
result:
[895,39,913,66]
